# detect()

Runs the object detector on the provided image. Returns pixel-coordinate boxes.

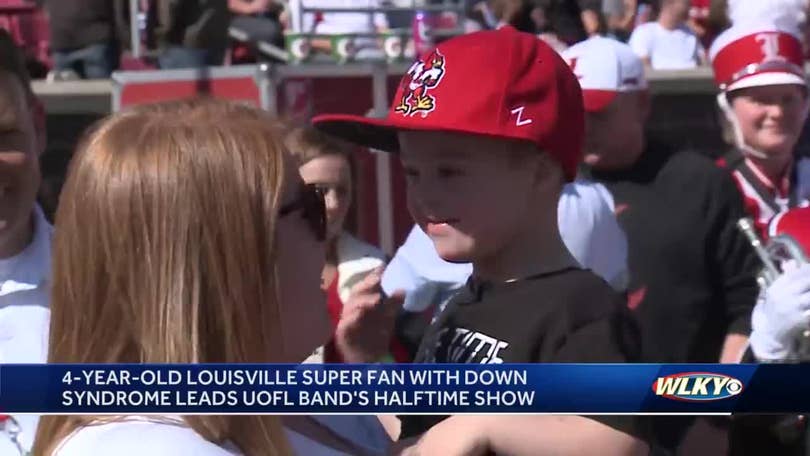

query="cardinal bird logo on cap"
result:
[394,50,446,118]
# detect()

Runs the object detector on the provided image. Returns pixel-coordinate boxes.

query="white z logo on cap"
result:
[511,106,533,127]
[756,33,786,62]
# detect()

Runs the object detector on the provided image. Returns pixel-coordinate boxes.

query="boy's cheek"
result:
[405,191,427,224]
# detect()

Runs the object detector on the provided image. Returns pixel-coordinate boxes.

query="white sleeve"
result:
[558,180,629,291]
[628,24,652,58]
[381,226,429,296]
[381,225,471,297]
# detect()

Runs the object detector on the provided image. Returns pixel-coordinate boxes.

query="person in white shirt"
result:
[628,0,704,69]
[0,29,51,455]
[34,99,390,456]
[296,0,389,59]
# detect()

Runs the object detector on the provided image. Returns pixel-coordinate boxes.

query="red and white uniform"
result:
[718,153,810,234]
[768,205,810,253]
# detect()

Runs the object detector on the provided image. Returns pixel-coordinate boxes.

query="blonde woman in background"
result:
[32,99,389,456]
[285,126,407,365]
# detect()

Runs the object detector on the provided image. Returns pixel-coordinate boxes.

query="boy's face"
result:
[0,71,40,257]
[398,130,548,264]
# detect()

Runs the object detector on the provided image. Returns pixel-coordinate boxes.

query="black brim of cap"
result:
[312,114,401,153]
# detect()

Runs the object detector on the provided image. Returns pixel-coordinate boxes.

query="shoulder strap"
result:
[788,160,800,208]
[724,150,783,215]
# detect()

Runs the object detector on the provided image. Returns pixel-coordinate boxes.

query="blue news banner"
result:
[0,364,809,414]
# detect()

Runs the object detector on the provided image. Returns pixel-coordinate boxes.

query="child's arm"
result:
[397,415,648,456]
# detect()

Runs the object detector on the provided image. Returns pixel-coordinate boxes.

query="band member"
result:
[711,21,810,235]
[732,206,810,456]
[747,207,810,362]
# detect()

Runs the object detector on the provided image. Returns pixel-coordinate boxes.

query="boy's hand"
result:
[334,266,405,363]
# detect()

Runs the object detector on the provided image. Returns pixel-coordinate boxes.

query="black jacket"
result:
[46,0,120,51]
[148,0,230,51]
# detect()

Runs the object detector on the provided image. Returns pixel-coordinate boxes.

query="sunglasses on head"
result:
[280,183,327,241]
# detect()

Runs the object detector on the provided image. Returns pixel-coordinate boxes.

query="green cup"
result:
[382,32,405,62]
[285,33,312,63]
[331,34,357,63]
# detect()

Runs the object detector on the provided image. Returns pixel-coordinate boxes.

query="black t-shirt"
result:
[399,267,644,440]
[46,0,117,51]
[586,144,759,364]
[585,143,760,450]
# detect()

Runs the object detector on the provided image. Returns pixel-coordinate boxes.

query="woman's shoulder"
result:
[54,418,240,456]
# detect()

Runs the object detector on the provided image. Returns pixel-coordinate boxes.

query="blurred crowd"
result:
[0,0,806,79]
[1,1,810,456]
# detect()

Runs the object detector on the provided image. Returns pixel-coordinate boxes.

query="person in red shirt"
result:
[710,22,810,236]
[688,0,727,48]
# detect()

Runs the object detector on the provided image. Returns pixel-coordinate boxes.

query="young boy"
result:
[0,30,51,454]
[315,27,646,455]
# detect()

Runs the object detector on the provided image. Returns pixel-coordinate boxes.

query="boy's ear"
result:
[30,96,46,156]
[532,151,564,188]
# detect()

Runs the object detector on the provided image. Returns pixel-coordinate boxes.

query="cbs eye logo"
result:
[725,379,743,395]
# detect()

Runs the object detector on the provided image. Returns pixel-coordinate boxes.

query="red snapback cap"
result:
[312,27,585,182]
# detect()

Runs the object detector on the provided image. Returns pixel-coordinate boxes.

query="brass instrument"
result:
[737,217,810,361]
